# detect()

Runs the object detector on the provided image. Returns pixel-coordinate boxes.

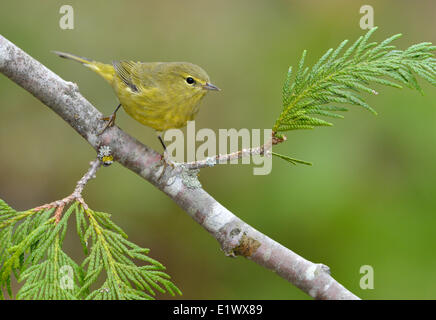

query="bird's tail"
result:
[52,51,115,83]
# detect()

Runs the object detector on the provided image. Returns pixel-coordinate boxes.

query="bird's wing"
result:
[112,61,167,112]
[113,60,156,92]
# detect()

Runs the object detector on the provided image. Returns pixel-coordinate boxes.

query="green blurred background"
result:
[1,0,436,299]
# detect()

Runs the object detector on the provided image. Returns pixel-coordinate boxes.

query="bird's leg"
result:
[158,135,167,151]
[97,104,122,135]
[158,135,176,166]
[157,135,177,180]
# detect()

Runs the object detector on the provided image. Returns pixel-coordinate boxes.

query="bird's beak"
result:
[203,82,221,91]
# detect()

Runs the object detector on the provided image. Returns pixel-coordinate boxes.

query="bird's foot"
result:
[97,112,117,136]
[157,152,202,188]
[158,150,176,181]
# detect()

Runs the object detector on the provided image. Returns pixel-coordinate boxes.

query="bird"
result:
[53,51,220,151]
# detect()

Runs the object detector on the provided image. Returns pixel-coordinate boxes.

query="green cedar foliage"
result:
[273,27,436,163]
[0,199,181,300]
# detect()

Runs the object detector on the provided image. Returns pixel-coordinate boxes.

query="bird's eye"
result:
[186,77,195,84]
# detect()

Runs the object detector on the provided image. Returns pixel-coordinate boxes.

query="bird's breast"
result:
[117,91,203,132]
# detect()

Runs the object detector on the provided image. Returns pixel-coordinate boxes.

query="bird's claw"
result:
[158,150,177,181]
[156,152,202,188]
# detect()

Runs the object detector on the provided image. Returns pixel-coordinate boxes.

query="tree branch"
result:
[177,133,286,170]
[0,34,359,300]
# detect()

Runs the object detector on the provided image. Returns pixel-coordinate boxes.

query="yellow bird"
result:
[53,51,220,149]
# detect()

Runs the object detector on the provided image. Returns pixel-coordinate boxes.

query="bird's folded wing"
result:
[112,60,145,92]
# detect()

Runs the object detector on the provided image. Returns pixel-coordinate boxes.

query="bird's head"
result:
[162,62,220,101]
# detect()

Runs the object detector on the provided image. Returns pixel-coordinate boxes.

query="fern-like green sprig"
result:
[0,198,181,300]
[78,205,181,300]
[273,27,436,134]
